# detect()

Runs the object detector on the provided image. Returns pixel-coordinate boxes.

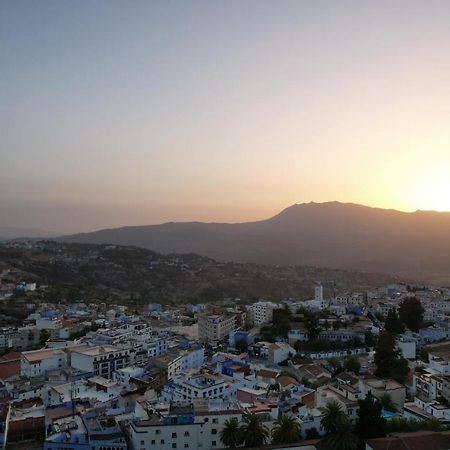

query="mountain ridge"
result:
[59,202,450,282]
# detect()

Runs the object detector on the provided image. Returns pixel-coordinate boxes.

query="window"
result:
[151,440,155,445]
[212,418,218,424]
[212,441,217,446]
[184,431,189,436]
[172,444,177,449]
[212,429,217,435]
[172,432,177,438]
[156,430,161,435]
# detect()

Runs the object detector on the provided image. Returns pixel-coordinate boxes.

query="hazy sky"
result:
[1,0,450,234]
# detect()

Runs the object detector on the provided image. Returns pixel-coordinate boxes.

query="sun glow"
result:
[378,140,450,213]
[414,175,450,212]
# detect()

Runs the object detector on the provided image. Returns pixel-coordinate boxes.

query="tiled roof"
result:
[366,431,450,450]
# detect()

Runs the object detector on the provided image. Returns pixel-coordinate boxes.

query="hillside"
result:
[0,241,397,305]
[60,202,450,282]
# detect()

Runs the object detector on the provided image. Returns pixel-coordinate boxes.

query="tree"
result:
[355,392,386,441]
[374,333,409,383]
[266,382,280,397]
[239,413,269,447]
[323,414,359,450]
[305,427,319,439]
[385,416,443,433]
[344,356,360,375]
[389,356,409,384]
[271,414,302,444]
[399,297,424,332]
[378,393,397,412]
[39,329,50,346]
[235,339,248,353]
[384,309,405,335]
[219,418,241,448]
[321,400,345,435]
[304,312,321,341]
[273,308,292,338]
[364,331,378,348]
[328,357,342,375]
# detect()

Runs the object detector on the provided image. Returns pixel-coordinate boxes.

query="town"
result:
[0,242,450,449]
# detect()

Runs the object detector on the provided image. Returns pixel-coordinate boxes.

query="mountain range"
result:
[59,202,450,282]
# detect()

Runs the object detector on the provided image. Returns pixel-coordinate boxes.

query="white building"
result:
[250,301,279,325]
[329,304,346,316]
[114,366,146,386]
[334,293,365,307]
[397,337,416,359]
[69,344,130,378]
[180,346,205,372]
[288,329,309,345]
[162,372,229,402]
[35,317,62,330]
[128,400,244,450]
[21,348,67,377]
[268,342,296,364]
[198,314,235,344]
[153,347,205,380]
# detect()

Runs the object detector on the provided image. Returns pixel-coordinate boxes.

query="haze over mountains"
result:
[60,202,450,282]
[0,226,56,240]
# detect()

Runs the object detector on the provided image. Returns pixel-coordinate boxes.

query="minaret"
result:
[315,282,323,302]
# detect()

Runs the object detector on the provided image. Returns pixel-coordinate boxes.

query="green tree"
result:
[39,329,50,346]
[344,356,360,375]
[304,312,321,341]
[327,357,342,375]
[355,392,386,441]
[374,333,409,383]
[239,413,269,447]
[385,416,443,433]
[389,356,409,384]
[399,297,424,332]
[271,414,302,444]
[219,418,242,448]
[235,339,248,353]
[273,308,292,338]
[266,382,280,397]
[321,400,345,435]
[384,309,405,334]
[378,393,397,412]
[305,427,319,439]
[364,331,378,347]
[323,415,359,450]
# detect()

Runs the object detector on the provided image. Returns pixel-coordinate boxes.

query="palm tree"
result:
[239,413,269,448]
[323,415,359,450]
[219,418,241,448]
[321,400,345,434]
[271,414,302,444]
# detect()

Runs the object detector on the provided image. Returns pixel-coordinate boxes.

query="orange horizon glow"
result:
[1,1,450,233]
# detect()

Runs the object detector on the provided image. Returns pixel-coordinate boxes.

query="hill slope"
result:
[0,241,396,305]
[60,202,450,281]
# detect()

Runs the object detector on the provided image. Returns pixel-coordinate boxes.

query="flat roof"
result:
[22,348,60,363]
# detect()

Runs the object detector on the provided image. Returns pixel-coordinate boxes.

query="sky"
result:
[1,0,450,234]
